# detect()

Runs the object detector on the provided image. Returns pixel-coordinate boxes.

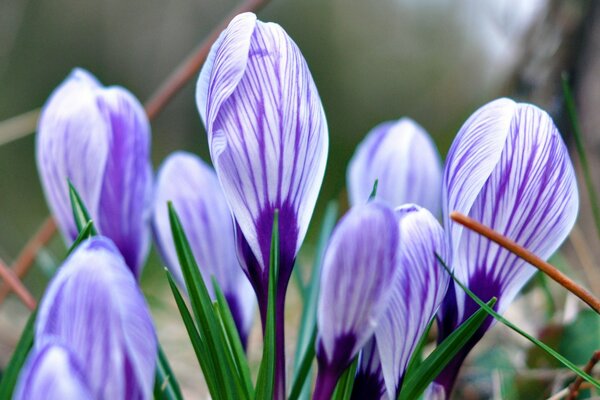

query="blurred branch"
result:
[567,351,600,400]
[0,259,35,310]
[0,109,40,147]
[450,211,600,315]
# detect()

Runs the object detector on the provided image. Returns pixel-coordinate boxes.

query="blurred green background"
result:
[1,0,598,398]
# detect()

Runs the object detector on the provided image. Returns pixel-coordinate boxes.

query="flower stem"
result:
[313,367,340,400]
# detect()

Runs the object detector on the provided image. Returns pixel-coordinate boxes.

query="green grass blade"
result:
[212,278,254,398]
[68,180,97,235]
[288,326,317,400]
[0,309,37,399]
[166,271,220,397]
[154,344,184,400]
[292,201,338,400]
[254,211,279,400]
[403,318,434,383]
[437,253,600,390]
[332,356,358,400]
[66,221,95,254]
[561,74,600,240]
[399,298,496,400]
[368,179,379,201]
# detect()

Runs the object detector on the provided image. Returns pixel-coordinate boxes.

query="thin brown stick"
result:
[450,211,600,314]
[567,351,600,400]
[547,383,593,400]
[144,0,271,119]
[0,259,36,310]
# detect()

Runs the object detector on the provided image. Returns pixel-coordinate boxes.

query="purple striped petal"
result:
[352,338,386,399]
[153,151,255,345]
[316,202,398,378]
[196,12,328,290]
[36,68,152,278]
[436,99,579,395]
[35,237,157,400]
[14,341,92,400]
[347,118,442,214]
[375,204,450,398]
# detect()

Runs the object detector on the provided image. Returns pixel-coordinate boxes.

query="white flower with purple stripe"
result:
[435,98,579,396]
[347,118,442,214]
[153,151,255,346]
[36,68,153,278]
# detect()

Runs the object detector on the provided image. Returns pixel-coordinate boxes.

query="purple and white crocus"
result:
[435,98,579,396]
[196,12,328,397]
[314,202,399,400]
[347,117,442,214]
[36,68,153,278]
[153,151,255,347]
[29,237,158,400]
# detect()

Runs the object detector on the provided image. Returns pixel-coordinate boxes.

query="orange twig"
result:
[567,350,600,400]
[0,259,36,310]
[450,211,600,314]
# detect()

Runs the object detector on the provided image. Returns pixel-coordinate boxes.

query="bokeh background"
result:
[1,0,599,398]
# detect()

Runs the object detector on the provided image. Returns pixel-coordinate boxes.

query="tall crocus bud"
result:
[196,12,328,397]
[35,237,157,400]
[315,202,399,400]
[14,342,92,400]
[36,68,152,278]
[435,98,579,396]
[347,118,442,214]
[153,151,255,346]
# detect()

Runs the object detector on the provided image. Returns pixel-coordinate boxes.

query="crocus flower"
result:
[153,151,255,346]
[13,341,92,400]
[36,68,153,278]
[347,118,442,214]
[314,202,399,400]
[435,98,579,396]
[196,12,328,397]
[35,237,157,400]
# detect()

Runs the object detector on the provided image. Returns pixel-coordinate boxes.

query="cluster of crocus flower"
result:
[24,9,579,400]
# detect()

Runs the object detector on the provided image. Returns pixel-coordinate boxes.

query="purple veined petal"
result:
[352,338,386,400]
[36,68,153,278]
[375,204,450,398]
[347,118,442,215]
[13,341,92,400]
[35,237,157,400]
[436,99,579,396]
[314,202,399,399]
[36,68,110,241]
[153,151,255,345]
[196,12,329,286]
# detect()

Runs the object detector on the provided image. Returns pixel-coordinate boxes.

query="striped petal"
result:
[153,151,255,345]
[14,341,92,400]
[352,338,386,400]
[347,118,442,214]
[316,202,398,375]
[196,12,328,288]
[35,237,157,400]
[375,204,450,398]
[36,68,153,278]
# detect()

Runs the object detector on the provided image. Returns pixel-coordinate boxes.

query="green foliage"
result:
[332,356,358,400]
[0,310,36,399]
[154,345,184,400]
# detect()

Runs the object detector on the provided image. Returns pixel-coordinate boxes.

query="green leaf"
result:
[399,298,497,400]
[254,211,279,400]
[0,310,37,399]
[403,318,434,382]
[559,310,600,364]
[292,201,338,400]
[68,180,97,236]
[436,253,600,391]
[167,203,242,400]
[154,344,184,400]
[332,356,358,400]
[66,221,95,254]
[368,179,379,201]
[288,326,317,400]
[562,74,600,240]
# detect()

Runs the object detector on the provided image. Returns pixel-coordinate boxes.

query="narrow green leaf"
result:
[399,298,496,400]
[212,278,254,398]
[154,344,184,400]
[368,179,379,201]
[293,201,338,400]
[255,211,279,400]
[68,180,97,236]
[66,221,95,254]
[0,310,37,399]
[288,326,317,400]
[168,203,241,400]
[437,253,600,391]
[332,356,359,400]
[166,271,219,397]
[561,74,600,240]
[403,318,434,383]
